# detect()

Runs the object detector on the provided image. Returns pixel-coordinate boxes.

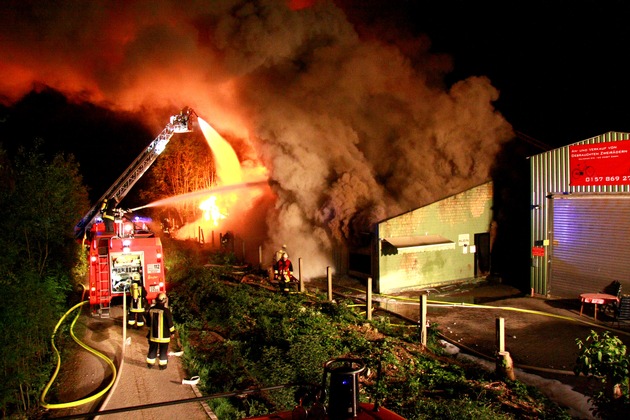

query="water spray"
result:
[129,179,268,212]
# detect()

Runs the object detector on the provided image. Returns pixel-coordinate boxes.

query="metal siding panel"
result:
[549,196,630,298]
[530,132,630,295]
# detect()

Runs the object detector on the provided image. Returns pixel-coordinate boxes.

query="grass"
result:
[165,242,572,420]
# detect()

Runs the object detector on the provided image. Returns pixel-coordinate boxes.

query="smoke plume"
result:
[0,0,513,276]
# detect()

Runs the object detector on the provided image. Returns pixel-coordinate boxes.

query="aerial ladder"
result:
[74,107,196,239]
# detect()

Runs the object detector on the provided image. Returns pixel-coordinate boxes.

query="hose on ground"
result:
[40,299,117,410]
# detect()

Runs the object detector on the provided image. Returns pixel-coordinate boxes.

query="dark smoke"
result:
[0,0,513,275]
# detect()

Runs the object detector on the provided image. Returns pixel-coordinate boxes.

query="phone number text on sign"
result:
[570,140,630,186]
[584,176,630,183]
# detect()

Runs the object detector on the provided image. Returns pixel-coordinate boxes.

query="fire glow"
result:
[197,117,243,227]
[199,196,225,226]
[130,114,269,238]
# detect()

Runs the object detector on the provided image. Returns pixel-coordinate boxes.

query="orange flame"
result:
[199,195,226,226]
[160,114,268,241]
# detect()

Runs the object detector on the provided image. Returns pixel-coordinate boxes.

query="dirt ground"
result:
[380,281,630,372]
[41,278,630,419]
[298,276,630,419]
[373,280,630,417]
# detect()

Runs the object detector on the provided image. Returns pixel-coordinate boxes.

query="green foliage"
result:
[165,241,570,420]
[208,397,246,420]
[575,330,630,384]
[0,143,89,417]
[0,143,88,276]
[575,330,630,416]
[406,397,510,419]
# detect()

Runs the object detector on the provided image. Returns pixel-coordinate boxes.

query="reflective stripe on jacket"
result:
[130,297,146,313]
[147,305,175,343]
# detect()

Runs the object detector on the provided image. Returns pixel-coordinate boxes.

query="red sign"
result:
[569,140,630,186]
[532,246,545,257]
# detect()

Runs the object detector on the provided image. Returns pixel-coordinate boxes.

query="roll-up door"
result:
[549,195,630,298]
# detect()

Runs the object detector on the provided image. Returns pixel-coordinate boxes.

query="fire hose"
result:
[319,284,630,376]
[40,299,117,410]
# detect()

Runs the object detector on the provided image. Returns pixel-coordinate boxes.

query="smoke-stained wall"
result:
[376,182,493,293]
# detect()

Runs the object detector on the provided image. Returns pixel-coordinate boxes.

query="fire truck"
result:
[75,107,196,317]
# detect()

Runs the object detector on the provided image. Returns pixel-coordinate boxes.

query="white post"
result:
[495,317,514,380]
[366,277,373,321]
[327,267,333,301]
[496,317,505,353]
[299,258,304,293]
[419,294,427,346]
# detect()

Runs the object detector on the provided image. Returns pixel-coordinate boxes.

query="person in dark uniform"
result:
[128,282,148,328]
[146,293,175,370]
[101,197,118,233]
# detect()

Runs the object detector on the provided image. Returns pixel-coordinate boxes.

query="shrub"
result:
[575,330,630,417]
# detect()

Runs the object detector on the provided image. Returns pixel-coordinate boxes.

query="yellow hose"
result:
[422,299,630,336]
[370,294,630,376]
[40,300,117,409]
[328,284,630,340]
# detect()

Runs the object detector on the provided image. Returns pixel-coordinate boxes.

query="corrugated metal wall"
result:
[530,132,630,295]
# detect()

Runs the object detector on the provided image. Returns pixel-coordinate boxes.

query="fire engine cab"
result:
[76,107,196,317]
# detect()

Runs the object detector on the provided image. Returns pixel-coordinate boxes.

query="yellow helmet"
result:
[157,293,167,303]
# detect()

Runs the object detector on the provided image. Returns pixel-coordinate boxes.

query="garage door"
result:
[549,195,630,298]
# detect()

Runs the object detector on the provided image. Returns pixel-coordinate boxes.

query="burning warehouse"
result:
[348,181,494,294]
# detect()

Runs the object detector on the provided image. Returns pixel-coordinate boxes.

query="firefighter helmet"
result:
[157,293,167,303]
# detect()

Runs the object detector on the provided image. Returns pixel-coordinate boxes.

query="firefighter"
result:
[220,231,233,251]
[146,293,175,370]
[274,244,289,263]
[274,252,294,294]
[128,281,148,328]
[101,197,117,233]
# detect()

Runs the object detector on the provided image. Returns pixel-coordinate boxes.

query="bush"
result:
[575,330,630,417]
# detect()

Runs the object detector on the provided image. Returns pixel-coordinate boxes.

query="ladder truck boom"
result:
[75,107,196,238]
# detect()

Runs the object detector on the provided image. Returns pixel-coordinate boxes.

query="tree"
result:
[0,142,89,417]
[139,132,216,229]
[0,143,89,275]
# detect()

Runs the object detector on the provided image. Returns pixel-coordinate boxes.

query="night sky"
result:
[3,1,627,156]
[339,0,630,147]
[1,0,628,280]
